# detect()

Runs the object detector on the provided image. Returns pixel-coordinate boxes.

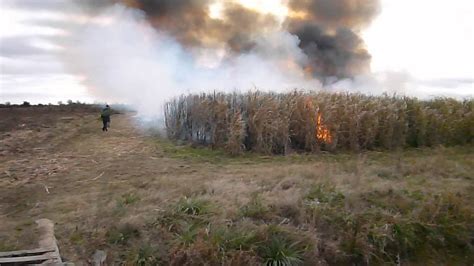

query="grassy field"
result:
[0,106,473,265]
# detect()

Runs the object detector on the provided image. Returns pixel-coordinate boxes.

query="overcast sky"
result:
[0,0,473,104]
[363,0,474,97]
[0,0,94,104]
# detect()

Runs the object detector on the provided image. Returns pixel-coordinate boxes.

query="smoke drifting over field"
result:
[58,0,380,115]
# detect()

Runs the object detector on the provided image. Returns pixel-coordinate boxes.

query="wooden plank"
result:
[0,247,55,257]
[0,219,65,264]
[0,254,54,263]
[36,218,63,264]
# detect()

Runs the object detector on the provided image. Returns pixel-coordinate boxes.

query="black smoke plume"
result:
[287,0,380,81]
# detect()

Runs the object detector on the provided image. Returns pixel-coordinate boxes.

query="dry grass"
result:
[165,91,473,154]
[0,109,472,265]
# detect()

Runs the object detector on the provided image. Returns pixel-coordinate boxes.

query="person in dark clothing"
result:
[101,105,111,131]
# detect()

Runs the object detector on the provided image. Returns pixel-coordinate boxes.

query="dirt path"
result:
[0,114,170,257]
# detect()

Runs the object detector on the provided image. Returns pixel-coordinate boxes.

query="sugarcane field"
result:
[1,0,473,265]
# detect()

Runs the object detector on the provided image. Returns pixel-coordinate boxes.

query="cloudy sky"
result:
[0,0,473,104]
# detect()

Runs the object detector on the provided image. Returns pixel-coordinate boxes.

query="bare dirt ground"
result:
[1,106,473,265]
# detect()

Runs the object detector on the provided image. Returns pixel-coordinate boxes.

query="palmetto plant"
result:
[259,236,304,266]
[175,196,212,216]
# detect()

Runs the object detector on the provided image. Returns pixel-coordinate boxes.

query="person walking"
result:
[101,104,111,132]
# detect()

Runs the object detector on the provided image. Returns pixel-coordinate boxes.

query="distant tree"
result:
[22,101,31,107]
[5,102,10,106]
[67,99,74,105]
[58,101,63,105]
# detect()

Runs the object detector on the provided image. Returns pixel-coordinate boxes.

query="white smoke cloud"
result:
[62,4,321,116]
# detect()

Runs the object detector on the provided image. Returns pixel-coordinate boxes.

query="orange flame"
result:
[304,97,332,144]
[316,113,332,144]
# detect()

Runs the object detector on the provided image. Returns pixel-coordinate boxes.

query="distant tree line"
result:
[0,100,90,108]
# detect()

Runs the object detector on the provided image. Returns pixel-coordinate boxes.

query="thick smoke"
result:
[288,0,379,28]
[56,0,380,116]
[120,0,279,52]
[287,0,379,81]
[290,24,371,81]
[118,0,380,80]
[61,4,315,115]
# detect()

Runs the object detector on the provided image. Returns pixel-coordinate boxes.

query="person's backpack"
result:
[101,108,111,117]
